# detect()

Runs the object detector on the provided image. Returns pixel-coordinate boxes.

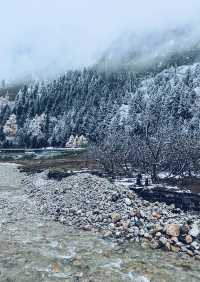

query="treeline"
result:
[92,64,200,180]
[0,69,138,147]
[0,64,200,180]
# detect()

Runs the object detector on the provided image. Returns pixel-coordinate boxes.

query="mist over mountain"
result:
[97,26,200,73]
[1,0,200,82]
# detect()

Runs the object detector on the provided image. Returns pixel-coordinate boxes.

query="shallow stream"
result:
[0,163,200,282]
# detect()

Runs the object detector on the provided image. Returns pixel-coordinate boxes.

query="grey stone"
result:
[189,222,200,238]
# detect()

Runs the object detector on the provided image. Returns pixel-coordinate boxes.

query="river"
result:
[0,163,200,282]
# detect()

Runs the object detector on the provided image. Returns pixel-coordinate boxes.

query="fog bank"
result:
[1,0,200,82]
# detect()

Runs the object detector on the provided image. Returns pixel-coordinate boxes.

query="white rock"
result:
[134,276,150,282]
[189,222,200,238]
[124,198,132,206]
[191,241,200,250]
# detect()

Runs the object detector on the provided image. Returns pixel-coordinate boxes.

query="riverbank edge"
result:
[22,168,200,260]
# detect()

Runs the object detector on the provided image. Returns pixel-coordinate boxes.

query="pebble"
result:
[103,230,112,238]
[152,211,161,220]
[124,198,132,206]
[111,212,122,223]
[184,235,193,244]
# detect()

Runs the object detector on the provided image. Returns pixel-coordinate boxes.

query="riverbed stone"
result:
[171,236,179,244]
[103,230,113,238]
[187,250,194,257]
[184,235,193,244]
[124,198,132,206]
[189,222,200,238]
[171,245,180,253]
[180,223,190,234]
[155,232,162,238]
[164,241,171,252]
[152,211,162,220]
[134,276,150,282]
[165,224,180,237]
[190,241,199,250]
[111,212,122,223]
[195,255,200,261]
[159,236,168,246]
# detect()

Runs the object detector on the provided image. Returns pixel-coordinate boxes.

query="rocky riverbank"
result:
[24,171,200,260]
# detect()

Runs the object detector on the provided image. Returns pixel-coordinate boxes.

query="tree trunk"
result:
[151,164,158,183]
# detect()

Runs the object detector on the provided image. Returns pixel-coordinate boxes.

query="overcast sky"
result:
[1,0,200,82]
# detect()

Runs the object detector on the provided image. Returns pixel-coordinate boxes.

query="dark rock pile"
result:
[132,185,200,211]
[24,172,200,259]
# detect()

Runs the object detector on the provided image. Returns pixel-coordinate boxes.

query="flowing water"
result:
[0,163,200,282]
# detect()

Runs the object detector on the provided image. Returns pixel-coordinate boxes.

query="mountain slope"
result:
[0,60,200,148]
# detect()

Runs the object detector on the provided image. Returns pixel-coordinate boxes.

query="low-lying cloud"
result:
[1,0,200,82]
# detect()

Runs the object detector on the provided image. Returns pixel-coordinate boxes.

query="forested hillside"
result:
[0,69,137,147]
[0,62,200,179]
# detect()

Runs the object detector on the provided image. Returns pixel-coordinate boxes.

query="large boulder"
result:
[165,224,180,237]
